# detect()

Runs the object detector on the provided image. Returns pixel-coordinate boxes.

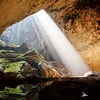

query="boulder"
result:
[15,43,28,53]
[25,51,62,78]
[39,64,61,78]
[20,62,39,77]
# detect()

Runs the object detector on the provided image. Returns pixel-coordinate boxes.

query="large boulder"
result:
[25,51,62,78]
[20,62,39,77]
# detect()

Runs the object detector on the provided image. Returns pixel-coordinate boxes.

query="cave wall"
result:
[0,0,100,71]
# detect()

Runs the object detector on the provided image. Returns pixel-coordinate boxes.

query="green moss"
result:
[0,64,2,68]
[0,58,9,63]
[0,86,26,100]
[0,50,7,53]
[0,50,15,54]
[0,58,9,70]
[4,61,26,73]
[1,86,25,95]
[0,50,25,72]
[16,53,24,58]
[16,53,25,61]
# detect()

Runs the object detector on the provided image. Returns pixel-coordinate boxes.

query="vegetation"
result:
[4,61,25,73]
[0,86,26,100]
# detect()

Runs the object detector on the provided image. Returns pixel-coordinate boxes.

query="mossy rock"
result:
[0,58,9,63]
[0,50,25,62]
[15,53,25,61]
[0,50,17,59]
[24,51,61,78]
[0,49,61,78]
[0,51,26,73]
[7,53,25,62]
[0,53,17,58]
[0,58,9,70]
[0,86,26,100]
[0,50,15,54]
[4,61,26,73]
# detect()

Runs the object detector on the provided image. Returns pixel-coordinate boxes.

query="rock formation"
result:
[0,40,62,78]
[0,0,100,71]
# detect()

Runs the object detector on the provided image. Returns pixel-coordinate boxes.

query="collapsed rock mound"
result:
[0,42,62,79]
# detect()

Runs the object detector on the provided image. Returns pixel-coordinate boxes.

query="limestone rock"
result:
[20,62,39,77]
[25,51,62,78]
[39,64,62,78]
[0,46,62,78]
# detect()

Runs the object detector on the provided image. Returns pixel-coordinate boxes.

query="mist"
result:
[33,10,91,76]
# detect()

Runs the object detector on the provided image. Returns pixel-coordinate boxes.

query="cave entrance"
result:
[0,9,68,77]
[0,9,90,76]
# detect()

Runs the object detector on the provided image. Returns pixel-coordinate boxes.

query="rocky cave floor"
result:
[0,40,100,100]
[0,39,67,100]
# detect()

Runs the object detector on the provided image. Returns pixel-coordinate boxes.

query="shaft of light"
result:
[34,9,90,76]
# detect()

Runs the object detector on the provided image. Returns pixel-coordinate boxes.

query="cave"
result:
[0,0,100,100]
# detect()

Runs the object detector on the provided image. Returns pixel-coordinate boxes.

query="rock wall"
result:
[0,0,100,71]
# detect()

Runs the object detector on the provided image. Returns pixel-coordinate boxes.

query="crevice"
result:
[75,0,100,9]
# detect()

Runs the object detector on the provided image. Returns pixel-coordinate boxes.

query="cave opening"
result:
[0,9,99,100]
[0,9,90,76]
